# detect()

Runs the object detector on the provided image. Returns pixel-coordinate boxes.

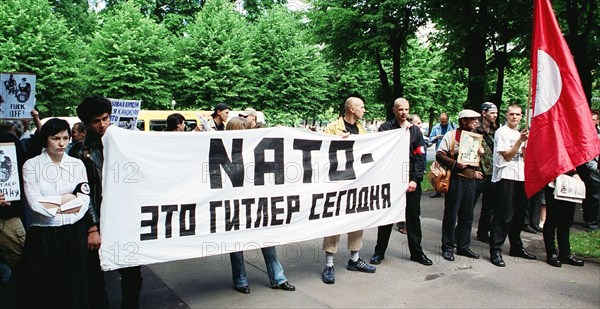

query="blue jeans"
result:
[229,246,287,288]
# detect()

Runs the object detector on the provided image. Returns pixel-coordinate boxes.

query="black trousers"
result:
[582,177,600,227]
[490,179,528,254]
[524,190,543,228]
[89,250,143,309]
[374,182,423,257]
[442,175,476,252]
[475,175,497,238]
[543,187,575,257]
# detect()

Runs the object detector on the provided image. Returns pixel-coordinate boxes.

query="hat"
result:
[458,109,480,119]
[481,102,498,112]
[240,107,257,117]
[211,103,229,117]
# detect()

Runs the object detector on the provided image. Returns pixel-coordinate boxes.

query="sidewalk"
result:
[106,192,600,308]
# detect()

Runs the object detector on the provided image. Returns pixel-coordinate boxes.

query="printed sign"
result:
[0,73,36,119]
[99,126,410,270]
[0,143,20,201]
[109,98,141,130]
[457,131,483,166]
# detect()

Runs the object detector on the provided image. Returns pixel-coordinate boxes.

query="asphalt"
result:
[103,190,600,309]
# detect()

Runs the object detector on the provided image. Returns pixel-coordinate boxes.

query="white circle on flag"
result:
[534,49,562,117]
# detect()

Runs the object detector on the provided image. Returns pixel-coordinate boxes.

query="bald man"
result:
[370,98,432,266]
[321,97,376,284]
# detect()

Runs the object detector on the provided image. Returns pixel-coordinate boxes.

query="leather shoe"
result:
[509,247,537,260]
[531,225,543,233]
[490,252,505,267]
[273,281,296,291]
[410,253,433,266]
[234,286,250,294]
[370,254,384,265]
[457,249,480,259]
[442,251,455,261]
[546,254,562,267]
[522,225,537,234]
[559,255,584,267]
[429,192,442,198]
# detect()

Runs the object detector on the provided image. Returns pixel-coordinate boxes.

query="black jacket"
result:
[378,119,426,183]
[69,132,102,228]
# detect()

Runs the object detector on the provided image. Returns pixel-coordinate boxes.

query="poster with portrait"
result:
[0,72,36,119]
[0,143,20,202]
[457,131,483,166]
[109,98,141,130]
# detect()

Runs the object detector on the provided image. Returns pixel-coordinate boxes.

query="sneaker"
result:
[322,266,335,284]
[347,258,376,273]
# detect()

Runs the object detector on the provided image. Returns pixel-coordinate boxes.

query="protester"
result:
[370,99,432,266]
[436,109,484,261]
[70,96,143,308]
[395,114,424,234]
[0,119,26,283]
[474,102,498,244]
[18,118,91,308]
[429,113,457,198]
[583,156,599,232]
[225,117,295,294]
[489,104,536,267]
[206,103,229,131]
[543,173,585,267]
[321,97,375,284]
[166,113,186,132]
[239,107,265,128]
[66,122,87,153]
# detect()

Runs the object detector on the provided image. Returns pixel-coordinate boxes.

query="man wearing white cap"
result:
[240,107,264,129]
[436,109,484,262]
[489,104,537,267]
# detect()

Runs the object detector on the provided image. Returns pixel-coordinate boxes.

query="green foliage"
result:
[84,1,174,109]
[250,7,332,124]
[0,0,85,116]
[172,0,257,109]
[49,0,98,38]
[570,230,600,258]
[105,0,205,34]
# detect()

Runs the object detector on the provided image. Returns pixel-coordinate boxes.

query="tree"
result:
[0,0,85,116]
[308,0,428,119]
[250,6,332,125]
[172,0,257,109]
[554,0,598,105]
[84,2,175,109]
[49,0,98,38]
[105,0,205,34]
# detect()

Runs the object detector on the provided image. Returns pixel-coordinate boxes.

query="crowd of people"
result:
[0,95,598,308]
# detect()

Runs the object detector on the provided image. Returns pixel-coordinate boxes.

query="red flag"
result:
[525,0,600,197]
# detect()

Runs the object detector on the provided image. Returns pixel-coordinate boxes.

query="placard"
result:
[457,131,483,166]
[0,142,20,201]
[0,72,36,119]
[109,98,141,130]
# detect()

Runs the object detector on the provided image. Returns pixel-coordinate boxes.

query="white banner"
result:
[99,126,410,270]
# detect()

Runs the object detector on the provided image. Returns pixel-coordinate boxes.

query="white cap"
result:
[458,109,480,119]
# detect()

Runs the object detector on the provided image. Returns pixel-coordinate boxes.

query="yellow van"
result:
[136,110,265,131]
[136,110,212,131]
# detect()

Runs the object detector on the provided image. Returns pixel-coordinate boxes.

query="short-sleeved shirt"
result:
[492,125,525,182]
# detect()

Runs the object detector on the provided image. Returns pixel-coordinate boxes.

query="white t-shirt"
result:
[492,125,525,182]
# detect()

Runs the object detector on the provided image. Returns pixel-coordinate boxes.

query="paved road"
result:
[103,192,600,309]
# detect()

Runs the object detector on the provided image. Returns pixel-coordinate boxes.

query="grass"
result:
[570,229,600,259]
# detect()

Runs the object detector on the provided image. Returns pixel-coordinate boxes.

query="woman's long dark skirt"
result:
[18,219,89,309]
